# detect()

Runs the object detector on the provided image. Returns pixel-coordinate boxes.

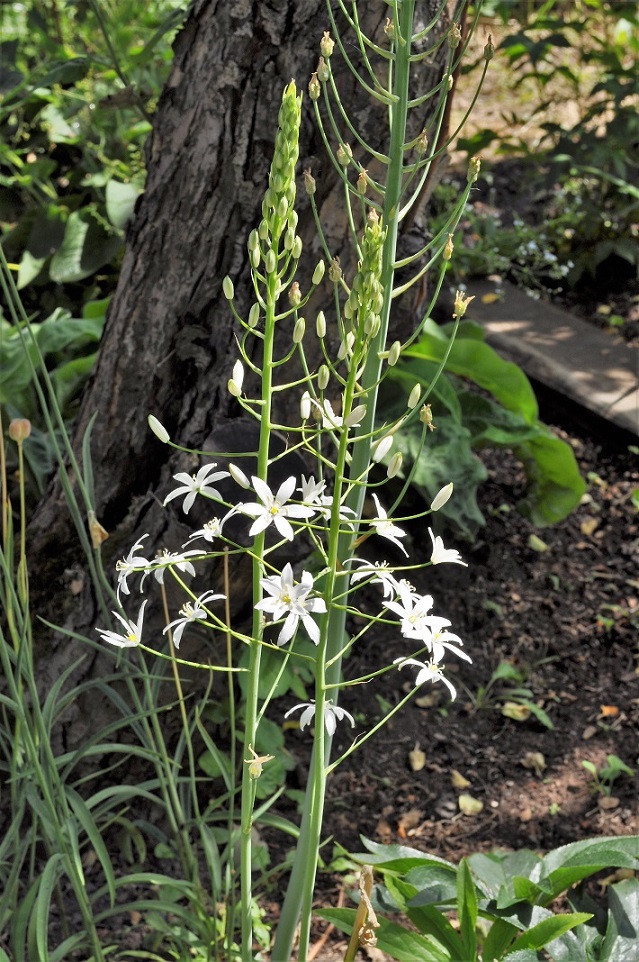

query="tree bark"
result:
[28,0,453,709]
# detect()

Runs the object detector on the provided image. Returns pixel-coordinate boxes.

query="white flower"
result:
[162,590,225,648]
[256,562,327,645]
[299,475,356,523]
[239,476,313,541]
[349,559,406,600]
[228,360,244,397]
[394,656,457,700]
[97,600,147,649]
[425,615,471,663]
[312,398,343,429]
[116,534,151,601]
[163,463,230,514]
[430,482,454,512]
[183,516,226,547]
[369,493,409,556]
[229,463,251,489]
[428,528,468,567]
[142,548,201,587]
[284,699,355,736]
[383,581,434,637]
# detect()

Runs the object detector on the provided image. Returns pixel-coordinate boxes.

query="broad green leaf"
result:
[481,917,521,962]
[468,849,540,906]
[49,210,121,283]
[506,911,592,954]
[17,250,46,288]
[356,838,456,875]
[458,858,478,958]
[515,431,586,527]
[105,179,143,229]
[406,864,459,905]
[591,878,639,962]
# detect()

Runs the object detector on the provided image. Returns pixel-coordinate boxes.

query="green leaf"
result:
[481,917,521,962]
[538,836,639,902]
[66,788,116,907]
[33,853,65,962]
[317,908,452,962]
[506,911,593,954]
[589,877,639,962]
[105,179,143,229]
[515,431,586,526]
[49,210,121,283]
[17,250,46,289]
[458,858,478,958]
[356,838,456,875]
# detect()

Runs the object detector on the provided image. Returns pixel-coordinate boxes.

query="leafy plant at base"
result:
[319,835,639,962]
[582,755,635,798]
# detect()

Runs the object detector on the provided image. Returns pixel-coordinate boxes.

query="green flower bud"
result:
[292,235,303,259]
[484,34,495,62]
[300,391,311,420]
[388,340,401,366]
[320,31,335,58]
[308,72,321,101]
[408,383,421,409]
[148,415,169,444]
[248,303,260,328]
[293,316,305,343]
[250,247,260,269]
[387,452,403,479]
[265,249,276,274]
[312,260,325,285]
[304,168,316,196]
[318,364,330,390]
[317,56,329,83]
[289,281,301,307]
[222,276,234,300]
[248,229,259,252]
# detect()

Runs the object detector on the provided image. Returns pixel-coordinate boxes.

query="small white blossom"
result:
[425,615,471,663]
[349,559,407,600]
[163,590,225,648]
[383,581,434,637]
[163,463,230,514]
[369,494,409,556]
[240,476,313,541]
[284,699,355,736]
[97,600,147,649]
[183,516,226,547]
[116,534,151,601]
[394,656,457,700]
[313,398,343,430]
[430,482,454,512]
[256,562,326,645]
[142,548,201,587]
[428,528,468,567]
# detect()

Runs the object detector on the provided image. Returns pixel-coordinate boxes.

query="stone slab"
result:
[466,279,639,437]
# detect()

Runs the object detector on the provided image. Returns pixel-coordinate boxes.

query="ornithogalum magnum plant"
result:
[98,4,492,958]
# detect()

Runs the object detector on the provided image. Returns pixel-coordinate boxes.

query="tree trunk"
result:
[28,0,453,721]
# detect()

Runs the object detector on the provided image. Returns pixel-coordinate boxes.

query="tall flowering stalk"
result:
[98,3,490,957]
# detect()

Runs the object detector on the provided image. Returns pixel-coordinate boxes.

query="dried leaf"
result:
[598,795,620,810]
[501,701,531,722]
[481,292,501,304]
[580,517,600,536]
[451,769,471,789]
[458,793,483,816]
[408,743,426,772]
[599,705,619,717]
[582,724,598,740]
[521,751,546,775]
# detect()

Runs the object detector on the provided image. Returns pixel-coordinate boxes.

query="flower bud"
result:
[147,415,169,444]
[468,156,481,184]
[277,196,288,219]
[387,452,403,479]
[448,22,462,49]
[300,390,311,420]
[292,235,303,259]
[222,276,234,300]
[388,340,401,366]
[356,169,368,195]
[318,365,330,390]
[337,143,352,166]
[293,316,305,343]
[250,246,260,269]
[372,434,393,462]
[265,249,276,274]
[317,56,329,83]
[248,229,259,252]
[258,220,269,241]
[320,31,335,58]
[328,257,342,283]
[443,234,454,261]
[408,384,421,409]
[384,17,395,40]
[316,310,326,338]
[248,303,260,328]
[345,405,366,427]
[289,281,302,307]
[9,418,32,443]
[431,482,453,512]
[420,403,435,430]
[304,168,316,196]
[338,331,355,360]
[229,463,250,489]
[453,289,475,319]
[447,74,454,91]
[312,260,325,285]
[416,129,428,157]
[308,72,321,101]
[228,359,244,397]
[484,34,495,62]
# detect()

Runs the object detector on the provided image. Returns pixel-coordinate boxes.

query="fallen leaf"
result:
[397,808,423,837]
[528,534,549,552]
[458,793,483,816]
[375,818,393,840]
[598,796,620,810]
[409,743,426,772]
[599,705,619,717]
[451,769,471,789]
[582,725,598,740]
[501,701,531,722]
[129,910,142,924]
[580,517,600,536]
[415,693,438,708]
[521,752,546,775]
[481,291,501,304]
[596,304,612,316]
[519,807,533,822]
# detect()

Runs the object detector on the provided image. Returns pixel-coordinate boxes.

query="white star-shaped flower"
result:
[349,559,407,600]
[97,600,147,649]
[163,463,230,514]
[239,476,313,541]
[383,580,434,638]
[369,494,409,556]
[256,562,327,645]
[141,548,201,587]
[115,534,151,601]
[428,528,468,566]
[394,656,457,700]
[284,699,355,736]
[162,590,225,648]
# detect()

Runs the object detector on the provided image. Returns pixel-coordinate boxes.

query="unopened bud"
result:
[420,403,435,430]
[328,257,342,283]
[318,365,330,390]
[228,359,244,398]
[308,72,321,101]
[312,260,325,285]
[9,418,32,443]
[300,391,311,420]
[356,169,368,195]
[317,56,329,83]
[484,34,495,62]
[293,316,306,343]
[372,435,393,462]
[443,234,454,261]
[408,384,421,409]
[320,31,335,58]
[431,481,453,512]
[250,247,260,269]
[222,276,234,300]
[388,340,401,366]
[316,310,326,338]
[468,156,481,183]
[453,290,475,319]
[148,415,169,444]
[248,303,260,328]
[384,17,394,40]
[229,463,251,489]
[248,229,259,252]
[446,73,453,91]
[337,143,352,166]
[292,235,303,259]
[265,249,276,274]
[289,282,302,307]
[345,405,366,427]
[416,129,428,156]
[338,331,355,360]
[387,452,403,478]
[304,168,316,196]
[258,220,269,240]
[448,22,462,49]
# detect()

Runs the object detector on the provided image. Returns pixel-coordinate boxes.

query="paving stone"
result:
[466,279,639,437]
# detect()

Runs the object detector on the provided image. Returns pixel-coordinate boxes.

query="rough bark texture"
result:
[28,0,452,727]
